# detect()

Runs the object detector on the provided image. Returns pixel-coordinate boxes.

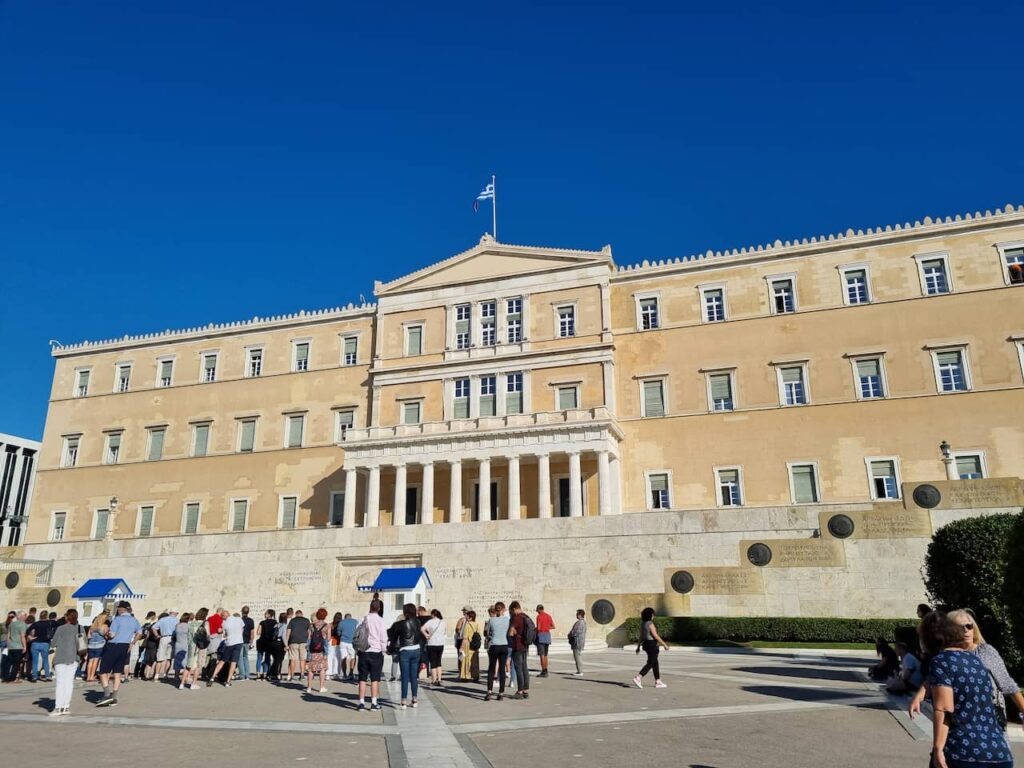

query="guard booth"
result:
[72,579,146,623]
[357,567,432,625]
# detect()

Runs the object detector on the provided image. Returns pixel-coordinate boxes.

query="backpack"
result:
[193,624,210,649]
[522,614,537,646]
[469,629,481,651]
[352,620,370,653]
[309,623,326,654]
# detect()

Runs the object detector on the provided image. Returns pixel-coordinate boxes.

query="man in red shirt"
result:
[535,605,556,678]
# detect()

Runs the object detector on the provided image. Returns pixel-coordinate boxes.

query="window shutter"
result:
[95,510,109,538]
[642,380,665,417]
[719,469,738,484]
[161,360,173,380]
[287,416,304,447]
[791,466,817,502]
[936,351,960,367]
[454,398,469,419]
[856,359,880,378]
[240,420,256,452]
[781,367,803,384]
[649,474,668,493]
[870,460,893,477]
[558,387,578,410]
[185,503,200,534]
[79,370,90,387]
[204,355,216,372]
[281,497,297,529]
[109,433,121,451]
[956,456,981,477]
[337,410,354,438]
[232,500,247,531]
[330,494,344,525]
[710,374,732,400]
[344,337,357,358]
[148,429,165,461]
[455,312,469,335]
[296,343,309,364]
[194,425,209,457]
[139,506,154,537]
[407,326,422,355]
[506,391,522,414]
[53,512,66,536]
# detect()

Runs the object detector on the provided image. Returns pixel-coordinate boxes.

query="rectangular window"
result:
[855,358,885,399]
[104,433,122,465]
[505,372,523,414]
[506,298,523,343]
[455,304,471,349]
[453,378,470,419]
[955,454,984,480]
[641,379,666,417]
[779,365,808,405]
[230,500,248,532]
[192,423,210,457]
[557,385,579,410]
[843,268,870,305]
[869,459,900,499]
[342,336,358,366]
[138,505,154,537]
[62,436,79,468]
[789,464,819,503]
[402,401,422,425]
[280,496,298,529]
[479,375,497,417]
[329,492,345,526]
[147,428,165,461]
[480,301,497,346]
[293,342,310,372]
[708,372,734,412]
[238,419,256,452]
[93,509,109,539]
[716,468,742,506]
[183,502,201,535]
[203,353,218,382]
[286,414,304,448]
[1005,246,1024,285]
[406,325,423,356]
[158,359,174,387]
[921,258,950,295]
[702,288,726,322]
[51,512,67,542]
[116,364,132,393]
[336,410,355,441]
[247,348,263,377]
[75,369,90,397]
[935,349,969,392]
[648,473,670,510]
[639,297,660,330]
[557,305,576,338]
[770,278,796,314]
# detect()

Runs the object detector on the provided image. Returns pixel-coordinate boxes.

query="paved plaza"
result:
[1,648,1021,767]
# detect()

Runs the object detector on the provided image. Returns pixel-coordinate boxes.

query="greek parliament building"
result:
[5,204,1024,636]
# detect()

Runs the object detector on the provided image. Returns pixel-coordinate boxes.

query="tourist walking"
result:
[569,609,587,675]
[919,611,1013,768]
[2,611,28,683]
[633,607,669,689]
[949,609,1024,728]
[391,603,422,709]
[255,609,277,680]
[508,601,532,699]
[535,604,555,678]
[305,608,330,693]
[459,610,481,683]
[97,600,142,707]
[27,610,55,682]
[49,609,82,716]
[208,610,244,687]
[338,613,358,682]
[355,599,387,711]
[285,610,311,681]
[239,606,255,681]
[484,602,510,701]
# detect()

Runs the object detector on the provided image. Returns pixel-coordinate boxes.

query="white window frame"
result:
[698,283,727,323]
[952,451,987,480]
[505,296,524,344]
[479,301,497,347]
[786,461,821,504]
[156,356,176,388]
[228,498,249,532]
[103,431,123,465]
[865,456,902,501]
[914,251,953,296]
[401,399,423,425]
[245,346,264,378]
[766,273,798,314]
[292,339,311,373]
[329,490,346,526]
[838,263,872,306]
[930,346,972,393]
[704,368,737,412]
[848,354,888,401]
[638,376,668,418]
[643,470,672,511]
[135,504,156,537]
[775,361,810,406]
[62,435,81,468]
[73,367,92,398]
[284,413,305,449]
[191,422,211,457]
[453,304,472,350]
[200,352,219,383]
[554,302,577,338]
[633,292,661,331]
[478,374,498,417]
[504,371,524,415]
[335,408,356,441]
[146,427,166,461]
[714,466,744,507]
[340,334,360,366]
[278,494,299,530]
[404,322,425,356]
[996,240,1024,286]
[180,501,202,535]
[237,417,258,453]
[49,510,68,542]
[91,508,110,540]
[114,362,133,393]
[554,383,581,411]
[1018,341,1024,380]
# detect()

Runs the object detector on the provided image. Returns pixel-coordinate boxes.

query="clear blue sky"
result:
[2,1,1021,440]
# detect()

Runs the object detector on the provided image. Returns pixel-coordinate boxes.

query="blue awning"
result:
[357,567,432,592]
[72,578,146,600]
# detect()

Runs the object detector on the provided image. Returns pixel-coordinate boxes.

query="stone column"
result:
[343,467,358,528]
[569,451,583,517]
[449,459,462,523]
[537,453,551,518]
[507,455,521,520]
[609,454,622,515]
[366,465,381,528]
[421,462,434,525]
[597,450,611,516]
[478,458,491,521]
[393,463,407,526]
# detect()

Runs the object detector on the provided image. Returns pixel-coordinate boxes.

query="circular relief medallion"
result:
[746,543,773,567]
[827,514,856,539]
[912,484,942,509]
[591,598,616,625]
[46,589,62,608]
[670,570,695,594]
[4,571,19,589]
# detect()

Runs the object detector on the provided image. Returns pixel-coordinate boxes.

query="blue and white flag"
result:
[473,182,494,211]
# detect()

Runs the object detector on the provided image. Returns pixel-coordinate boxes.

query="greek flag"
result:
[473,182,494,211]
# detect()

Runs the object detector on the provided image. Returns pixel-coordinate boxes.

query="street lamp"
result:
[939,441,957,480]
[107,496,119,540]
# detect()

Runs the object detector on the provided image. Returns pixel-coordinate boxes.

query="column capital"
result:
[448,457,462,466]
[420,460,435,468]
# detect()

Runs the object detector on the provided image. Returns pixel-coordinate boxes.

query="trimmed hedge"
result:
[620,616,916,645]
[1004,514,1024,659]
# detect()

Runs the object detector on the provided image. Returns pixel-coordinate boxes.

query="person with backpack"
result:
[305,608,330,693]
[507,601,533,699]
[207,610,244,688]
[568,609,587,676]
[459,610,481,683]
[27,610,56,682]
[390,603,423,709]
[354,599,387,711]
[183,608,210,690]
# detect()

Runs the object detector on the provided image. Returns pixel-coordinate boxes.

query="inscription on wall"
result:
[741,539,845,568]
[820,508,932,540]
[905,478,1024,510]
[665,566,763,595]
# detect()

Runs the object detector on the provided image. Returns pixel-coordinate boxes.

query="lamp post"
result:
[106,496,119,540]
[939,441,957,481]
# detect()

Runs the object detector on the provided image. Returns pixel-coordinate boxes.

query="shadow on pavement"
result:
[737,665,861,682]
[742,685,869,702]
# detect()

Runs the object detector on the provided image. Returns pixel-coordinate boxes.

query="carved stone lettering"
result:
[741,539,845,568]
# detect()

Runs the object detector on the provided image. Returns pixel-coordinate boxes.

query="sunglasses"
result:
[958,623,974,631]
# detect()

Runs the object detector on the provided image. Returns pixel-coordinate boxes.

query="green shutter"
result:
[956,455,981,477]
[148,429,165,461]
[719,469,738,484]
[781,367,802,384]
[506,391,522,414]
[139,506,154,537]
[344,337,357,359]
[407,326,422,355]
[455,308,470,335]
[936,351,960,367]
[403,402,420,424]
[791,465,817,503]
[287,416,304,447]
[296,343,309,364]
[856,359,879,378]
[870,460,893,477]
[454,398,469,419]
[232,500,247,531]
[281,497,297,529]
[204,355,216,373]
[95,510,108,539]
[480,395,496,417]
[240,420,256,452]
[710,373,732,400]
[558,387,578,410]
[193,424,209,457]
[161,360,173,381]
[649,474,668,492]
[643,380,665,417]
[185,503,200,534]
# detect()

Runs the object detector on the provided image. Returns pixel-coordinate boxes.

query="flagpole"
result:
[491,174,497,241]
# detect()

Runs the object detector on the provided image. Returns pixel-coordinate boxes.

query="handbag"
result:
[76,630,88,654]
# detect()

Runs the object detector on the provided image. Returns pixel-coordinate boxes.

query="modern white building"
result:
[0,433,41,547]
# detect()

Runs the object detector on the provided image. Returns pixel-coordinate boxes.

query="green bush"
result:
[620,616,915,645]
[924,512,1022,676]
[1001,513,1024,672]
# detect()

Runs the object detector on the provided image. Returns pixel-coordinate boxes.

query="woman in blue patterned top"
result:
[920,611,1013,768]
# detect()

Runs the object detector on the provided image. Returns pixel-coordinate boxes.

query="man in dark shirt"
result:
[507,601,530,699]
[284,611,311,681]
[239,606,255,681]
[27,615,55,682]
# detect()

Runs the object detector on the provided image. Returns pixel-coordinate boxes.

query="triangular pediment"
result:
[376,235,613,296]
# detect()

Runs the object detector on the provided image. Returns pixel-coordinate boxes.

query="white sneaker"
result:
[632,675,643,688]
[319,687,328,693]
[305,687,312,693]
[572,671,584,676]
[655,680,668,689]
